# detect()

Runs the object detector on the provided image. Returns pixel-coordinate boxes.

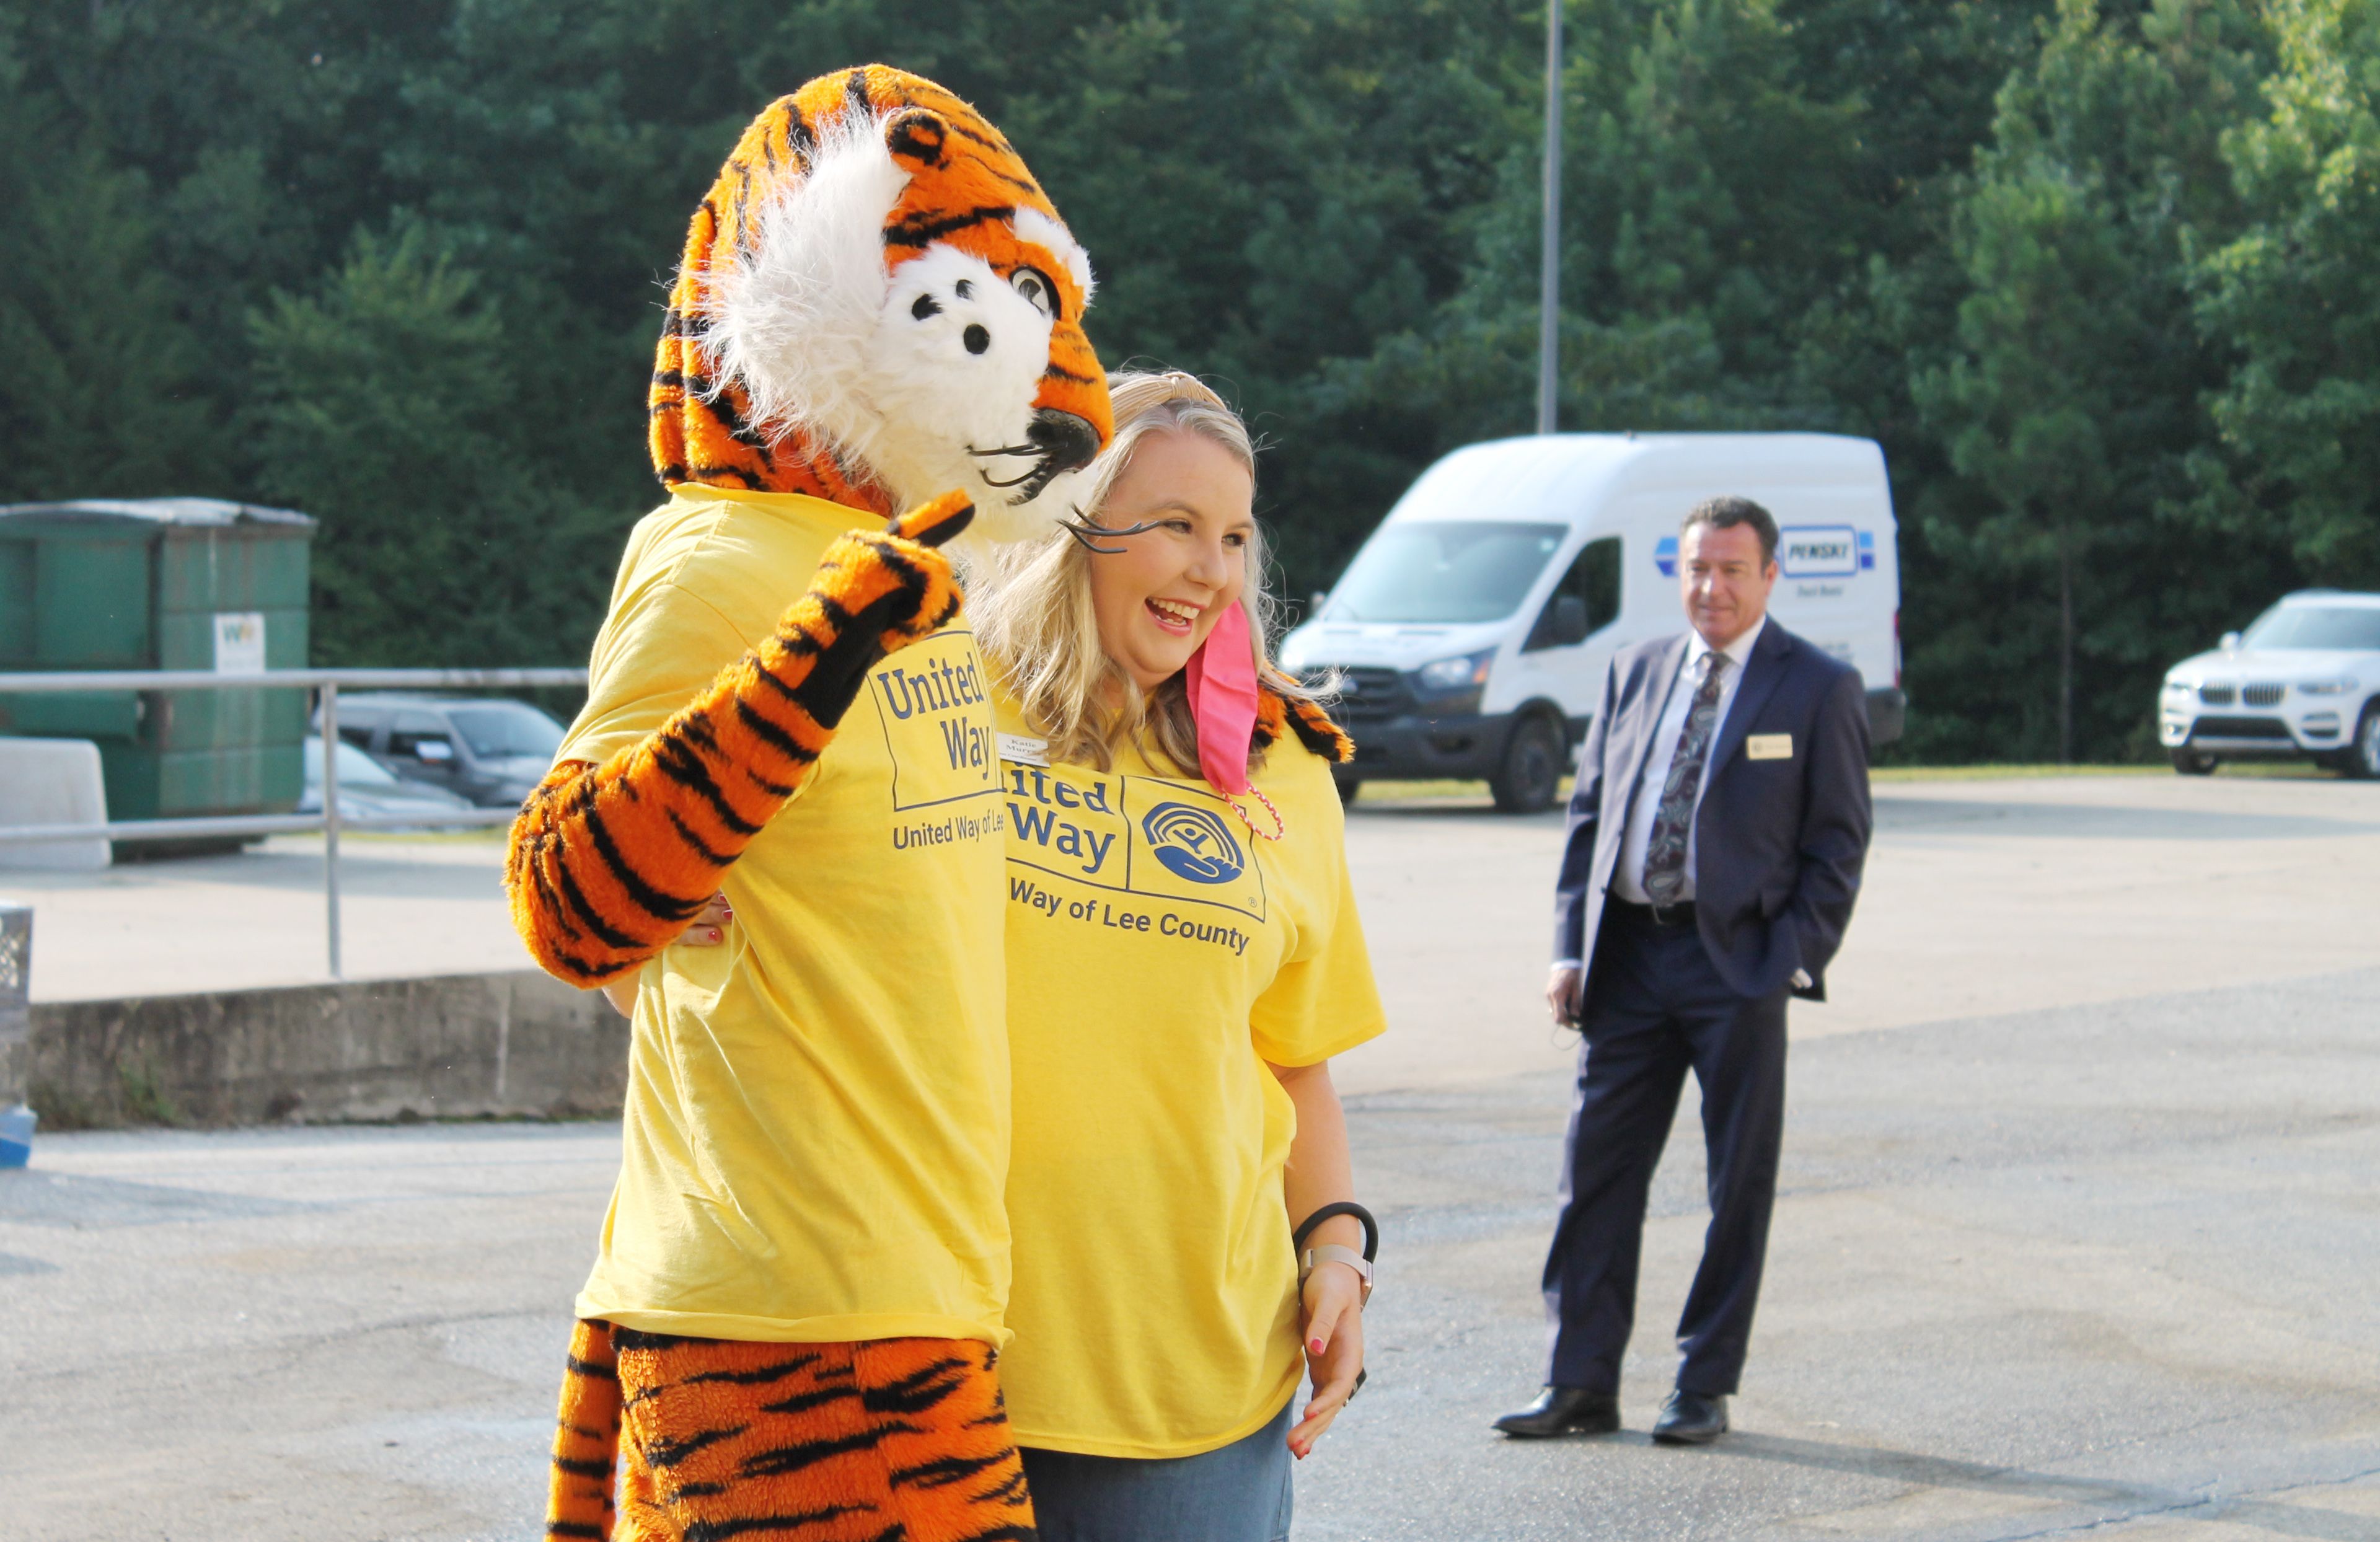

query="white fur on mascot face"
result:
[699,108,1108,545]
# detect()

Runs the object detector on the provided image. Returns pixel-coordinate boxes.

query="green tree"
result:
[11,0,2369,764]
[1341,0,1879,505]
[2195,0,2380,581]
[248,228,615,665]
[0,53,219,502]
[1779,1,2056,203]
[1915,0,2268,762]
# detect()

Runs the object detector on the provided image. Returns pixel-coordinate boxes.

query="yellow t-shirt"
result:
[558,486,1011,1346]
[993,690,1386,1456]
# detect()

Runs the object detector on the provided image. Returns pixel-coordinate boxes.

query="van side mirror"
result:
[1551,594,1590,646]
[2219,631,2241,652]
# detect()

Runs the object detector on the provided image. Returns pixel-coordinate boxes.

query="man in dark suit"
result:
[1494,495,1872,1445]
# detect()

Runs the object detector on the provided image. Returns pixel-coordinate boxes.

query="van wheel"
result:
[2169,748,2218,776]
[1333,773,1362,806]
[1491,714,1564,813]
[2346,704,2380,780]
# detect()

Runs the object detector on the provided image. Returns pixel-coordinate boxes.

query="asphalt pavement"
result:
[1305,964,2380,1540]
[4,772,2378,1540]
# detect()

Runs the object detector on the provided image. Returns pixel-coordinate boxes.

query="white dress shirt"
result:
[1610,615,1765,905]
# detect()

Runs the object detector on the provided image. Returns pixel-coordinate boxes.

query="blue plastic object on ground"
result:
[0,1104,32,1168]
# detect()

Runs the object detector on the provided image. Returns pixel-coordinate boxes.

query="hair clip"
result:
[1154,371,1230,410]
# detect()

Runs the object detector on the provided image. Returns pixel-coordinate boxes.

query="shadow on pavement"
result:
[0,1168,316,1229]
[1871,795,2380,840]
[1715,1431,2380,1541]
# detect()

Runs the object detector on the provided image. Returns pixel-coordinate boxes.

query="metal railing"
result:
[0,668,586,978]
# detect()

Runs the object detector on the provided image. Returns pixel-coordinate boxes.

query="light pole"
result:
[1536,0,1564,436]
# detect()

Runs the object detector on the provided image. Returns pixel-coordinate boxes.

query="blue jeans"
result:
[1020,1398,1295,1542]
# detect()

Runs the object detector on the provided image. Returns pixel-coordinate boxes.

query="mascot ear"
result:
[883,107,950,172]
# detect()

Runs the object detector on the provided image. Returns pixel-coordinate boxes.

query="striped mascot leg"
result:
[618,1333,1033,1542]
[544,1326,1033,1541]
[549,1319,625,1540]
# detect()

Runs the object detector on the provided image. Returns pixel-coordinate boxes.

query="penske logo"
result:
[1777,524,1872,579]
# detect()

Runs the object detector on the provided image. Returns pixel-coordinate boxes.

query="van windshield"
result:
[1323,521,1567,623]
[2241,605,2380,651]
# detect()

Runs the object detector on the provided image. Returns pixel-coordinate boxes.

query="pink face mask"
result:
[1181,602,1259,796]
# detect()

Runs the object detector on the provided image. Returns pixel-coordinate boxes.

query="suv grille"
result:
[2192,715,2290,741]
[2198,684,2235,707]
[2241,683,2285,708]
[1320,666,1410,723]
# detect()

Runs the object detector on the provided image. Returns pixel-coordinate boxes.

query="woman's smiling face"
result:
[1085,428,1254,690]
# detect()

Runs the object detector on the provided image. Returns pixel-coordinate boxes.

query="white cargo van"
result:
[1277,433,1903,811]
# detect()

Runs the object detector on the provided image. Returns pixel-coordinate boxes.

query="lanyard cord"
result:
[1227,783,1285,842]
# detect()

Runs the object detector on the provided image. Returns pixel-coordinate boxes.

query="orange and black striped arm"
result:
[505,494,974,987]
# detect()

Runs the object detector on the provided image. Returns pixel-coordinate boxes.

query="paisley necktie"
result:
[1642,652,1730,907]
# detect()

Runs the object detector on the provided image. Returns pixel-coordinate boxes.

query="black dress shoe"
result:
[1492,1386,1621,1437]
[1651,1389,1729,1445]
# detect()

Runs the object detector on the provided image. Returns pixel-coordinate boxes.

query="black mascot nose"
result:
[1026,409,1101,475]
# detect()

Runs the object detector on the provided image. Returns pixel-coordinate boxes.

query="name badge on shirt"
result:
[998,733,1050,767]
[1747,733,1794,761]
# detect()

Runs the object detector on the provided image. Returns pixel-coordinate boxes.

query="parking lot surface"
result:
[4,772,2378,1540]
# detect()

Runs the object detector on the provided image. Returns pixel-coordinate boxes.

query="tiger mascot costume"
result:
[506,66,1111,1542]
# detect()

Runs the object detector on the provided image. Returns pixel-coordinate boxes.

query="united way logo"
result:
[1140,801,1245,884]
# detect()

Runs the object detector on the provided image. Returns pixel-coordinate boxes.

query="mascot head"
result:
[651,66,1113,542]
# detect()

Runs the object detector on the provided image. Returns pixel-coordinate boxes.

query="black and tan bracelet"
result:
[1294,1201,1378,1306]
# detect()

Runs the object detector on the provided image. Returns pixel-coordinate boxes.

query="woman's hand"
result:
[1271,1058,1366,1458]
[681,891,733,944]
[1289,1259,1365,1459]
[596,892,732,1017]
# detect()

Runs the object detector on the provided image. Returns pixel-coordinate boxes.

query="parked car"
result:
[314,693,567,808]
[299,736,480,824]
[1279,433,1904,811]
[2158,591,2380,777]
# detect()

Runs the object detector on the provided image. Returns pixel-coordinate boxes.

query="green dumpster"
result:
[0,499,315,834]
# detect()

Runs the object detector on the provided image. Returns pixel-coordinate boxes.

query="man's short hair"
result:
[1681,496,1778,566]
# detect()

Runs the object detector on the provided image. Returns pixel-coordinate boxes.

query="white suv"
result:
[2159,591,2380,777]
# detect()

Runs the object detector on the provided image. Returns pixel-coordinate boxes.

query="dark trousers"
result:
[1541,906,1789,1396]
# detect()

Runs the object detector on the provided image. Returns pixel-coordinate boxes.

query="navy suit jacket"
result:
[1553,620,1872,1002]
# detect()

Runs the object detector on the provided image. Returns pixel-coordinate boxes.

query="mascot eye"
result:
[1010,267,1058,320]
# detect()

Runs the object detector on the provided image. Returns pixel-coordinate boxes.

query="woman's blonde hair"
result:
[971,370,1324,774]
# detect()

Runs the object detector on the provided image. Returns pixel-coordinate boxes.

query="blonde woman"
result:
[612,372,1382,1541]
[969,370,1382,1541]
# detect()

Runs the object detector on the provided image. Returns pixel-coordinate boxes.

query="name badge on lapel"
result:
[1746,733,1794,761]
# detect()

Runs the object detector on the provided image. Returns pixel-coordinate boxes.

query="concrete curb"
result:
[24,971,625,1129]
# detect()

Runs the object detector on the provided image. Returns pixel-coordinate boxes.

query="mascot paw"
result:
[887,490,976,549]
[812,496,971,659]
